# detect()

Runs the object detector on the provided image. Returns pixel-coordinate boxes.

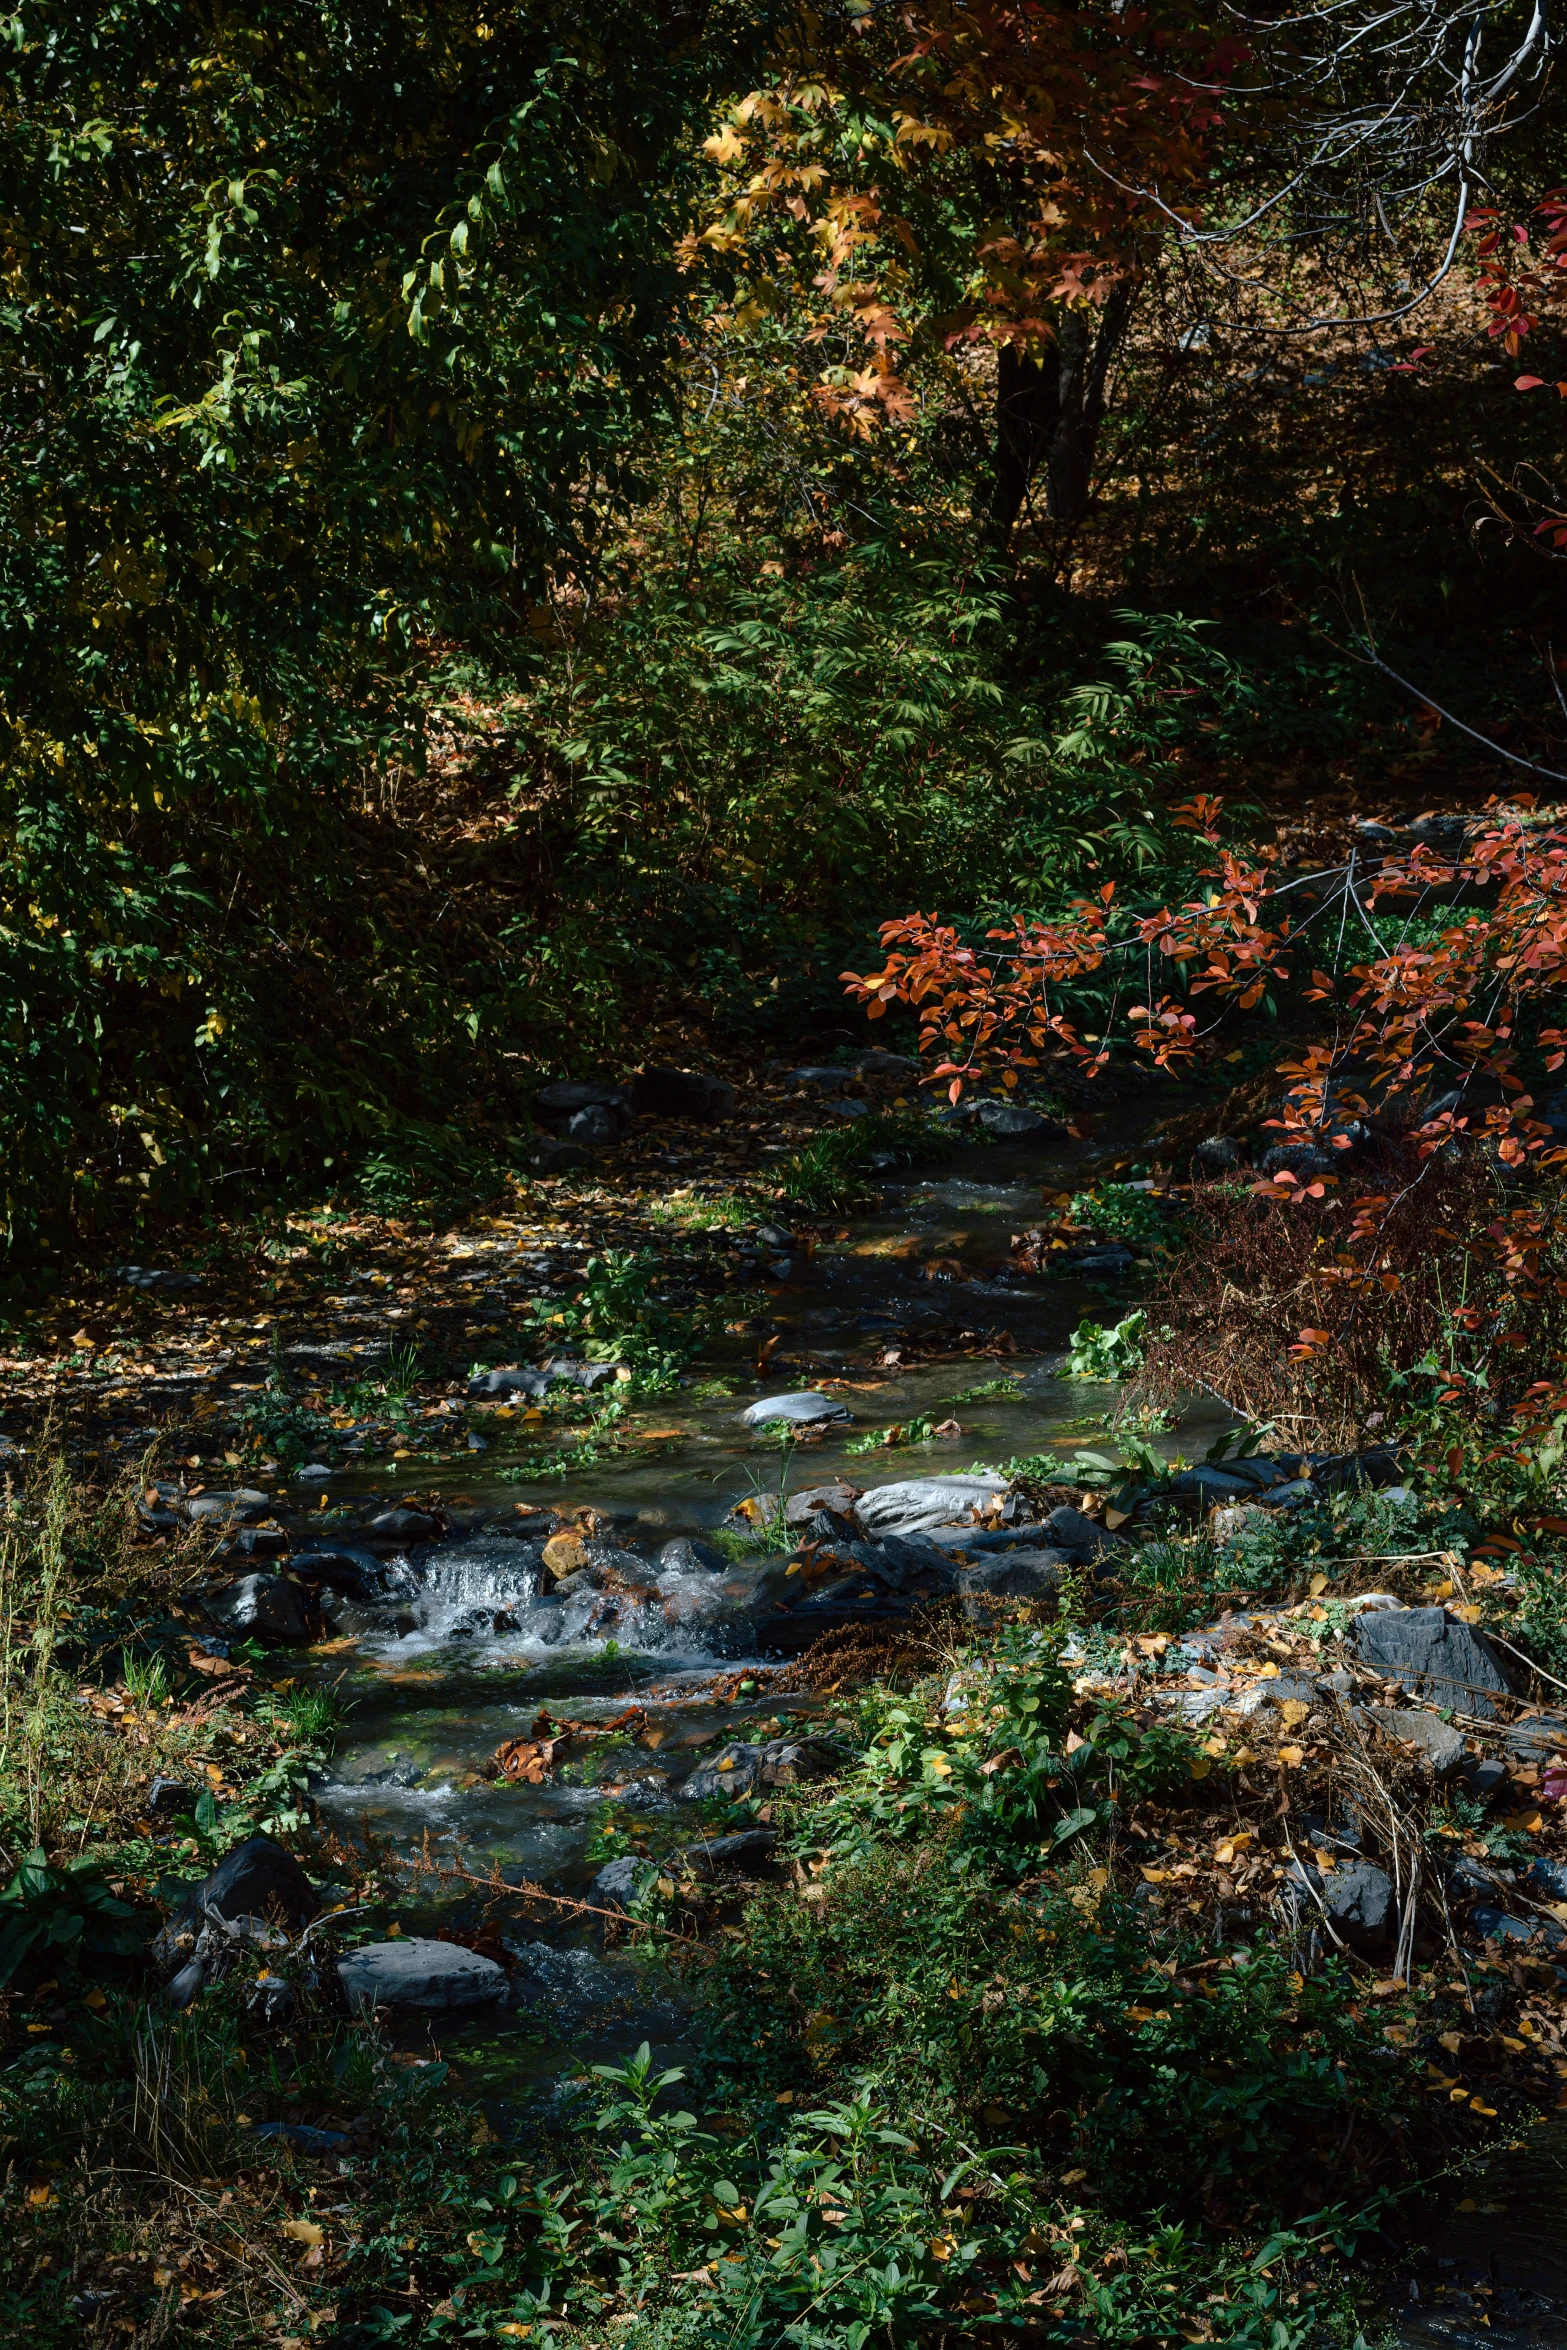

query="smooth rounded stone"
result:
[1042,1505,1123,1562]
[1254,1480,1320,1510]
[1354,1605,1514,1719]
[338,1938,508,2015]
[658,1536,727,1574]
[852,1049,919,1078]
[470,1365,551,1399]
[534,1080,631,1135]
[222,1526,290,1562]
[1502,1714,1567,1763]
[296,1463,334,1482]
[1192,1135,1243,1175]
[1360,1706,1467,1776]
[202,1572,314,1643]
[755,1221,795,1249]
[592,1855,658,1910]
[629,1066,734,1122]
[824,1098,870,1121]
[1470,1906,1555,1948]
[856,1476,1009,1539]
[786,1067,849,1087]
[111,1264,201,1291]
[740,1391,852,1429]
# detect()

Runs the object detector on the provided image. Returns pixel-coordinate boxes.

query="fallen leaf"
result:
[1278,1745,1305,1768]
[282,2220,324,2249]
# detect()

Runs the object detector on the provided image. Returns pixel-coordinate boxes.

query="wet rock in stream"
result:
[338,1938,508,2015]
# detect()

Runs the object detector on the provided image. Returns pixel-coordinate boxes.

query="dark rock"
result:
[1503,1715,1567,1763]
[679,1827,780,1875]
[1457,1755,1510,1800]
[825,1099,869,1121]
[147,1775,191,1818]
[250,2121,349,2155]
[1353,1606,1514,1718]
[160,1834,319,1957]
[740,1390,851,1429]
[111,1264,200,1292]
[959,1550,1072,1614]
[530,1135,595,1171]
[658,1537,727,1574]
[1193,1136,1243,1175]
[1259,1142,1336,1181]
[852,1050,919,1078]
[629,1066,735,1122]
[785,1067,849,1089]
[367,1507,439,1544]
[678,1735,839,1801]
[1526,1857,1567,1901]
[222,1526,290,1561]
[202,1572,314,1643]
[288,1545,386,1600]
[968,1098,1059,1139]
[338,1938,507,2014]
[1323,1860,1395,1945]
[1042,1505,1123,1563]
[1470,1906,1548,1946]
[784,1483,863,1529]
[563,1103,624,1147]
[592,1855,658,1910]
[755,1222,795,1249]
[1062,1244,1137,1276]
[188,1488,272,1527]
[533,1080,632,1134]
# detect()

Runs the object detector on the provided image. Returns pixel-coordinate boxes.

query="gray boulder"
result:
[288,1545,386,1600]
[969,1098,1057,1139]
[592,1855,658,1910]
[187,1488,272,1527]
[338,1938,508,2015]
[1353,1606,1514,1718]
[679,1828,780,1875]
[530,1136,595,1170]
[785,1067,848,1089]
[1503,1715,1567,1763]
[534,1080,632,1135]
[856,1476,1009,1539]
[154,1832,319,1975]
[112,1264,200,1292]
[1227,1672,1320,1717]
[202,1572,314,1644]
[1042,1505,1123,1562]
[852,1050,918,1078]
[1363,1706,1467,1777]
[740,1391,852,1429]
[1527,1857,1567,1901]
[1193,1136,1242,1176]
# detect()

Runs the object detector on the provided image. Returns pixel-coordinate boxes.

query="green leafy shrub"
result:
[1063,1309,1149,1381]
[524,1250,708,1392]
[0,1850,144,1987]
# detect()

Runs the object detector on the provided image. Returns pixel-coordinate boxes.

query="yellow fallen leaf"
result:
[1104,1506,1131,1530]
[282,2220,324,2249]
[930,2236,956,2262]
[1279,1699,1310,1729]
[1061,2167,1088,2185]
[26,2185,54,2208]
[1278,1745,1305,1768]
[1502,1810,1543,1834]
[1140,1867,1169,1883]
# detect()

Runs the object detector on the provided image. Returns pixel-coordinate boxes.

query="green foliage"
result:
[1067,1183,1173,1244]
[778,1108,963,1214]
[524,1248,707,1391]
[843,1415,941,1455]
[1064,1309,1149,1381]
[0,1849,143,1987]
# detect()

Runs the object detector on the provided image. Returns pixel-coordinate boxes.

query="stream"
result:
[265,1113,1567,2339]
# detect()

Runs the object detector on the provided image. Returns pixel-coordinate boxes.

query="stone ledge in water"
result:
[678,1737,840,1801]
[740,1391,852,1429]
[855,1476,1010,1539]
[338,1938,508,2015]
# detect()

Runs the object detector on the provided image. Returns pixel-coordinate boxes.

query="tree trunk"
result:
[985,279,1137,542]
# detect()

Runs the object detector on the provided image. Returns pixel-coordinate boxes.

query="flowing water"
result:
[276,1112,1567,2329]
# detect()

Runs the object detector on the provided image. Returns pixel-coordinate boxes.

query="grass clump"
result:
[524,1248,711,1393]
[778,1109,966,1215]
